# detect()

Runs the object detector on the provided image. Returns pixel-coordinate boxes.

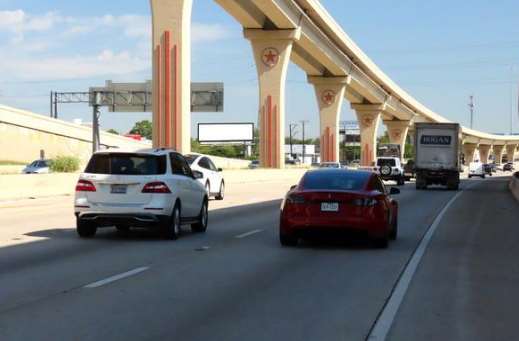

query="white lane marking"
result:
[235,229,264,239]
[83,267,149,289]
[367,189,466,340]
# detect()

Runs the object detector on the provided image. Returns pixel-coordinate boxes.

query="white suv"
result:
[375,157,405,186]
[74,149,208,240]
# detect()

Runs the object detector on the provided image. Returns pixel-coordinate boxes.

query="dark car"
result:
[403,160,415,181]
[503,163,514,172]
[483,164,493,176]
[279,169,400,248]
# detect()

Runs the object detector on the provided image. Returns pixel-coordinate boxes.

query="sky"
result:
[0,0,518,138]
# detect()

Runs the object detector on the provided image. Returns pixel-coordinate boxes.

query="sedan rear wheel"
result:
[389,216,398,240]
[215,181,225,201]
[280,232,298,247]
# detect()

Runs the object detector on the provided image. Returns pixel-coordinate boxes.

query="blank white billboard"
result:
[198,123,254,143]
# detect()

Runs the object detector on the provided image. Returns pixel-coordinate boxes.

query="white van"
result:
[468,161,485,179]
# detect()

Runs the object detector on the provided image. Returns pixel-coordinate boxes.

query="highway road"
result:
[0,175,517,340]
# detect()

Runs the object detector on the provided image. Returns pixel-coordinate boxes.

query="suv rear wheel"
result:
[77,219,97,238]
[162,204,181,240]
[192,199,208,233]
[215,181,225,201]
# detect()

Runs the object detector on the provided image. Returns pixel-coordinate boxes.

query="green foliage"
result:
[49,156,80,173]
[130,120,152,140]
[106,129,119,135]
[404,143,414,159]
[340,145,361,162]
[191,139,249,159]
[378,131,390,144]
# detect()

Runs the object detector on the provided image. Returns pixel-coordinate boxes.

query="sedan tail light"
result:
[142,182,171,193]
[286,193,305,204]
[76,179,96,192]
[351,198,378,207]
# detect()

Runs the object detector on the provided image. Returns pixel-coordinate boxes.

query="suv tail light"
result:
[142,182,171,193]
[76,179,96,192]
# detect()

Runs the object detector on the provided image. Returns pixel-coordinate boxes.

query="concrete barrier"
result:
[0,168,310,201]
[510,172,519,203]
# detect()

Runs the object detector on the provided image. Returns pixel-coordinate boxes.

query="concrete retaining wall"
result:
[0,104,149,164]
[510,172,519,203]
[0,168,309,201]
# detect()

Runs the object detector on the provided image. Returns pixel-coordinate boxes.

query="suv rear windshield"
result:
[377,158,396,167]
[302,171,368,191]
[85,153,166,175]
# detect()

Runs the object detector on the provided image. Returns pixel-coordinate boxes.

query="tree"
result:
[130,120,152,140]
[106,128,119,135]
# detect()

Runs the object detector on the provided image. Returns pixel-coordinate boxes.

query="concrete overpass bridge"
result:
[150,0,519,168]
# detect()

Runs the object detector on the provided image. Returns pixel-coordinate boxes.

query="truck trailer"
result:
[414,123,462,190]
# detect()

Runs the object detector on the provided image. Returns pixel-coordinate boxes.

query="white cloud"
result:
[0,49,149,81]
[0,10,63,42]
[192,23,230,43]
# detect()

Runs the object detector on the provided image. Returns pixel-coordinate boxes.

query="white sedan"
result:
[184,154,225,200]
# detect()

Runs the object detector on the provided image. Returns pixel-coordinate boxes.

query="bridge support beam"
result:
[244,29,300,168]
[462,143,478,165]
[308,76,348,163]
[383,119,411,160]
[493,145,505,165]
[479,144,491,164]
[351,104,384,167]
[150,0,193,152]
[506,144,517,163]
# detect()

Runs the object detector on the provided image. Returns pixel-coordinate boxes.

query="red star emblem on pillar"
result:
[321,90,336,105]
[262,47,279,67]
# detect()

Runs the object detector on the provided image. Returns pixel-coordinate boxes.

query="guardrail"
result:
[509,172,519,203]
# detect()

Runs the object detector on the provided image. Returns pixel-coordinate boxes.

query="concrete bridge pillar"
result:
[351,104,384,167]
[462,143,478,165]
[150,0,193,152]
[383,119,411,160]
[308,76,348,163]
[479,144,491,164]
[506,144,517,163]
[493,145,505,165]
[245,29,301,168]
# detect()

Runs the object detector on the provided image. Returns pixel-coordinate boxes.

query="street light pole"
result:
[300,120,309,164]
[289,123,298,158]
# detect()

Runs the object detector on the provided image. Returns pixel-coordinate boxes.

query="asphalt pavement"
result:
[0,176,516,340]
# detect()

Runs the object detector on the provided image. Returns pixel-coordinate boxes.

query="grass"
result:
[0,160,27,166]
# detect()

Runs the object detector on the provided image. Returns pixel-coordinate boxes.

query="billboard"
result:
[339,121,360,146]
[198,123,254,144]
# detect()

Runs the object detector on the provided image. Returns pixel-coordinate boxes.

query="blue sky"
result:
[0,0,518,138]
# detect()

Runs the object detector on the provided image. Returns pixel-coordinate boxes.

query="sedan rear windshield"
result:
[85,154,166,175]
[377,159,396,167]
[302,171,367,191]
[183,154,198,165]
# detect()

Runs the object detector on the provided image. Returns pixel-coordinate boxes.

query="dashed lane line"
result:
[83,267,149,289]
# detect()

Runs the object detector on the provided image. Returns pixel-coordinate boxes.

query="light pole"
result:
[289,123,298,159]
[300,120,309,164]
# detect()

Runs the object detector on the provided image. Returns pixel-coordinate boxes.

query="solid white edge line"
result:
[235,229,264,239]
[84,266,150,289]
[367,188,468,340]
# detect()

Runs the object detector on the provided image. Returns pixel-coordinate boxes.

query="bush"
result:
[49,156,80,173]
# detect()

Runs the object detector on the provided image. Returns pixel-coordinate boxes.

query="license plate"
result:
[321,202,339,212]
[111,184,127,194]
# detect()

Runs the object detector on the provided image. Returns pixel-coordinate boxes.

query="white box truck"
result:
[414,123,462,190]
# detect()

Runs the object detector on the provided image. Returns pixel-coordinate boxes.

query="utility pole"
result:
[92,92,101,153]
[468,95,474,129]
[300,120,309,164]
[289,123,298,159]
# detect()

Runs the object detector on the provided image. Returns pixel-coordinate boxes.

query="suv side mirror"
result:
[389,187,400,195]
[290,185,297,191]
[192,170,203,179]
[217,168,223,172]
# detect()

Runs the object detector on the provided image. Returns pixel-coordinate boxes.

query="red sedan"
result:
[279,169,400,248]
